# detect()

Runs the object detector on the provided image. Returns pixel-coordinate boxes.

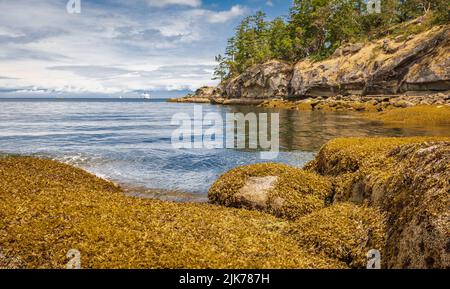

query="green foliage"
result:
[289,0,364,59]
[214,1,449,79]
[269,17,295,61]
[399,0,450,22]
[212,54,228,81]
[222,11,273,77]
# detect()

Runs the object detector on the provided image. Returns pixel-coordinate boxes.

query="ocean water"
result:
[0,98,447,201]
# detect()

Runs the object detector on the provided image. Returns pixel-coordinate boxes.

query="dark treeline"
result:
[213,0,449,81]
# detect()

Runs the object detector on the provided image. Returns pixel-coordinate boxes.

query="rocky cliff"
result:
[225,60,293,99]
[180,24,449,103]
[291,25,449,97]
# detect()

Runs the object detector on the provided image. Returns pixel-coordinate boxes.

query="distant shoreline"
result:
[0,97,173,101]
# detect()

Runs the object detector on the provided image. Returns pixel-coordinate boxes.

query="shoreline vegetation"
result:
[1,136,449,269]
[168,8,450,123]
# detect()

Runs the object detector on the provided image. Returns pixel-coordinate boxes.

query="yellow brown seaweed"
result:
[0,156,344,269]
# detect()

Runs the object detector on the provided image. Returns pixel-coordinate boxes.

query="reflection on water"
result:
[0,98,448,199]
[227,105,449,151]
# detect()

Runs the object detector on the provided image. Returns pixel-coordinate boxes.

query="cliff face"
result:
[186,24,449,101]
[225,60,293,99]
[290,25,449,97]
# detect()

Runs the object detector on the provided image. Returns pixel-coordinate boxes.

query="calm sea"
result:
[0,98,447,201]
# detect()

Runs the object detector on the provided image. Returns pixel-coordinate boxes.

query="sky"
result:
[0,0,292,97]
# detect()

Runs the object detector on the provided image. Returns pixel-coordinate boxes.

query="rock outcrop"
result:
[210,137,450,269]
[208,163,332,220]
[290,25,449,97]
[225,60,293,99]
[180,24,449,103]
[168,86,223,103]
[403,35,450,92]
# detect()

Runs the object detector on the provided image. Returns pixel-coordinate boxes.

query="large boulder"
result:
[306,137,450,269]
[208,163,332,220]
[193,86,215,98]
[290,25,449,97]
[225,60,293,99]
[288,203,386,269]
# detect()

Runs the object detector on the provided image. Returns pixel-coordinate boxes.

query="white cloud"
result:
[207,5,248,23]
[145,0,201,8]
[188,5,248,24]
[0,0,247,94]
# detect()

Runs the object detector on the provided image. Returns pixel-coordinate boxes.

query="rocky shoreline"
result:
[1,136,449,269]
[169,24,449,111]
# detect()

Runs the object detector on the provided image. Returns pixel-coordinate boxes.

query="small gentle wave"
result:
[1,98,448,200]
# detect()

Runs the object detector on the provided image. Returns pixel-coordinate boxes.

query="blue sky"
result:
[0,0,292,97]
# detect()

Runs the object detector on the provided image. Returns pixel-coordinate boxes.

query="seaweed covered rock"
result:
[288,203,386,268]
[0,250,25,269]
[306,137,450,177]
[307,137,450,268]
[0,157,345,269]
[365,105,450,126]
[208,163,332,220]
[376,142,450,269]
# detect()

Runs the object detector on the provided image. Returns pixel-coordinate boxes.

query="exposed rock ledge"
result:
[174,24,449,104]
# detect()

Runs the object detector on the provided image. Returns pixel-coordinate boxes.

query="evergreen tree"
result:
[213,0,449,80]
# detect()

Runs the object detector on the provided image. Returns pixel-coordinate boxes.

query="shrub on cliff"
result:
[208,163,332,220]
[287,203,386,268]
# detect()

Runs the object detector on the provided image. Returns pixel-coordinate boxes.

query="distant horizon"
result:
[0,89,193,99]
